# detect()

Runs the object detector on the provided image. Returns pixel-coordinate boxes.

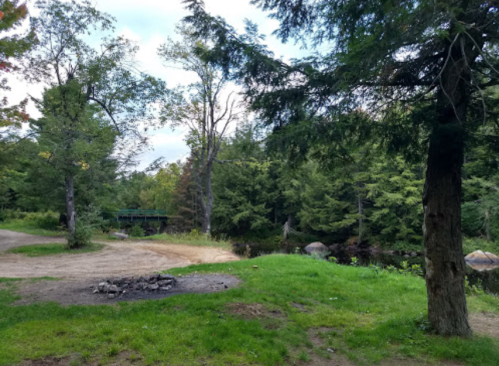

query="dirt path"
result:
[0,230,240,279]
[0,230,65,251]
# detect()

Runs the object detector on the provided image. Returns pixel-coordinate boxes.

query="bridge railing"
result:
[115,209,167,216]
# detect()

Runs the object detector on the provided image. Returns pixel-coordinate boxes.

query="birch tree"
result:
[158,26,242,234]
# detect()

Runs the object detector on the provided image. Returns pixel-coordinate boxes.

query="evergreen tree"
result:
[183,0,499,335]
[212,123,274,237]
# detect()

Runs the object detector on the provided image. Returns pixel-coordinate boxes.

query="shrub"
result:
[67,206,102,249]
[34,212,59,230]
[463,237,499,255]
[67,219,93,248]
[100,219,120,233]
[130,225,145,238]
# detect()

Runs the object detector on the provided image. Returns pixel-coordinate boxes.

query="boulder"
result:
[111,232,128,240]
[304,242,329,254]
[159,274,175,281]
[108,285,119,293]
[465,250,499,263]
[98,282,110,293]
[484,252,499,262]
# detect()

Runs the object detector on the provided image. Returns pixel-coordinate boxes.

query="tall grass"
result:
[147,231,232,250]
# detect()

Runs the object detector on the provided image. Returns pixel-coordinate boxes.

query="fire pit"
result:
[93,274,177,299]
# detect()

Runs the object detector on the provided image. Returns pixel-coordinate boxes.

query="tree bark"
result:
[65,174,77,245]
[423,33,472,336]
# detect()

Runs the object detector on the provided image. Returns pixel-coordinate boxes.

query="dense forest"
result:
[3,118,499,254]
[2,0,499,336]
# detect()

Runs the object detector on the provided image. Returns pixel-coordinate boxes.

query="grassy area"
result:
[6,242,104,257]
[146,232,232,250]
[0,255,498,366]
[0,219,65,237]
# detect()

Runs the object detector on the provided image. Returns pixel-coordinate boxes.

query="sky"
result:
[8,0,303,171]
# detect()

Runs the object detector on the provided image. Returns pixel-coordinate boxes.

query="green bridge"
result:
[110,209,168,223]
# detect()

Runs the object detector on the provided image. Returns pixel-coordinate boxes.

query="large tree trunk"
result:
[65,174,77,245]
[424,127,471,336]
[423,33,472,336]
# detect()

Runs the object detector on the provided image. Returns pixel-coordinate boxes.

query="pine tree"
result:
[183,0,499,335]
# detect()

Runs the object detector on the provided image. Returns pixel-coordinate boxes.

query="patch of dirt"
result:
[291,302,309,312]
[20,352,140,366]
[226,302,283,319]
[12,274,241,305]
[20,357,70,366]
[380,360,463,366]
[302,328,463,366]
[470,312,499,340]
[293,327,355,366]
[0,230,240,279]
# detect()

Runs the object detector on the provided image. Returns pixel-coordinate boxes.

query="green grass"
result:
[0,219,65,237]
[0,255,497,366]
[146,232,232,250]
[6,243,105,257]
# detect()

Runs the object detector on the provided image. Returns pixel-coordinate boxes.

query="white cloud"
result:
[8,0,305,170]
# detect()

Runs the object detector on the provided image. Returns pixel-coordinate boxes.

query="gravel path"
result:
[0,229,240,279]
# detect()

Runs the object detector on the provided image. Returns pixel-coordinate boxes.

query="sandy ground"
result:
[0,229,240,279]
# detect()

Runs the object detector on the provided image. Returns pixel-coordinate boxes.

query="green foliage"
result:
[138,162,182,213]
[463,237,499,256]
[212,124,275,236]
[67,206,102,249]
[465,276,486,296]
[462,202,485,237]
[0,0,36,128]
[129,225,145,238]
[67,217,93,249]
[462,175,499,241]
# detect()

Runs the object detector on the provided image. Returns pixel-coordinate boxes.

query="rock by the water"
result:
[304,242,329,254]
[111,232,128,240]
[465,250,499,264]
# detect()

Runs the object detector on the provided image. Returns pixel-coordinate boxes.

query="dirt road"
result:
[0,230,240,279]
[0,230,65,251]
